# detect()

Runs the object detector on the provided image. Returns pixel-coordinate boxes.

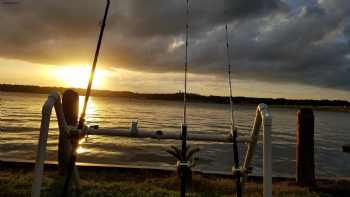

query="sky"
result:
[0,0,350,100]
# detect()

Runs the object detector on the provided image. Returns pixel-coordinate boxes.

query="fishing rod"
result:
[180,0,190,196]
[78,0,110,130]
[225,24,242,197]
[62,0,110,196]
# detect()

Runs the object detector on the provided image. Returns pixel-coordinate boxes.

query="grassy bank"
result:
[1,168,349,197]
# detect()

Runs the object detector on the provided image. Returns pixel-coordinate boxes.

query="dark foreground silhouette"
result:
[1,165,350,197]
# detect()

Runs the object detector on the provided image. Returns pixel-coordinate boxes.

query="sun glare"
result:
[52,65,107,89]
[78,95,96,116]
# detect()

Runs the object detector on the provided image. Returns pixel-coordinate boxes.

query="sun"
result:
[52,65,107,89]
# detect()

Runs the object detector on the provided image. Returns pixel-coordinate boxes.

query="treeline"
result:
[1,84,349,107]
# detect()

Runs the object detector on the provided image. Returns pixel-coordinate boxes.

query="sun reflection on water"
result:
[76,146,88,154]
[76,97,97,154]
[76,138,87,154]
[78,96,96,116]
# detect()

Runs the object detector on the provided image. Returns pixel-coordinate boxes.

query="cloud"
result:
[1,0,350,91]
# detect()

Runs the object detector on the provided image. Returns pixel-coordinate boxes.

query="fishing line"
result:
[225,24,242,197]
[180,0,190,197]
[78,0,110,129]
[183,0,189,125]
[62,1,110,196]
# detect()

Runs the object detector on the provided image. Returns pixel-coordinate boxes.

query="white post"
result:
[261,104,272,197]
[243,107,262,169]
[31,93,60,197]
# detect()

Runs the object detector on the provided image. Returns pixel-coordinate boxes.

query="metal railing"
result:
[31,92,272,197]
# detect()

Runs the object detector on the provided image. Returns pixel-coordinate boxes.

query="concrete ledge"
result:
[0,158,260,180]
[1,158,349,182]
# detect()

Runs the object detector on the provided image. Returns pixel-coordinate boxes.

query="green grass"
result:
[0,169,349,197]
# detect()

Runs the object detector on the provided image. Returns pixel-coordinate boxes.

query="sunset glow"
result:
[51,65,108,89]
[77,138,88,154]
[0,0,349,101]
[79,95,96,116]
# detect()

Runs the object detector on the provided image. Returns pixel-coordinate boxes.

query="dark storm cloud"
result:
[0,0,350,90]
[112,0,284,37]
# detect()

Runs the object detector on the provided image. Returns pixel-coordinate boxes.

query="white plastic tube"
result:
[242,103,272,197]
[87,128,252,143]
[260,104,272,197]
[31,92,68,197]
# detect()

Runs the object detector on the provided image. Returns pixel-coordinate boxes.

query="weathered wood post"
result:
[59,90,79,175]
[296,108,315,186]
[343,144,350,153]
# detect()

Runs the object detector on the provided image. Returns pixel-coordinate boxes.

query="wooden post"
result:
[296,108,315,186]
[343,144,350,153]
[59,90,79,175]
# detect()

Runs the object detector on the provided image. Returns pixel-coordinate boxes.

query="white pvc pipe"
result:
[241,103,272,197]
[88,104,273,196]
[87,128,252,143]
[243,106,262,169]
[31,92,69,197]
[260,104,272,197]
[32,92,272,197]
[31,93,59,197]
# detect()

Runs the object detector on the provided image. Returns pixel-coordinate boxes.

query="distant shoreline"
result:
[1,84,350,111]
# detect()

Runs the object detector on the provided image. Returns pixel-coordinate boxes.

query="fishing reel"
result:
[232,166,253,177]
[84,124,99,142]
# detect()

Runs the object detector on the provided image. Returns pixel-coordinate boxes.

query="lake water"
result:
[1,91,350,178]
